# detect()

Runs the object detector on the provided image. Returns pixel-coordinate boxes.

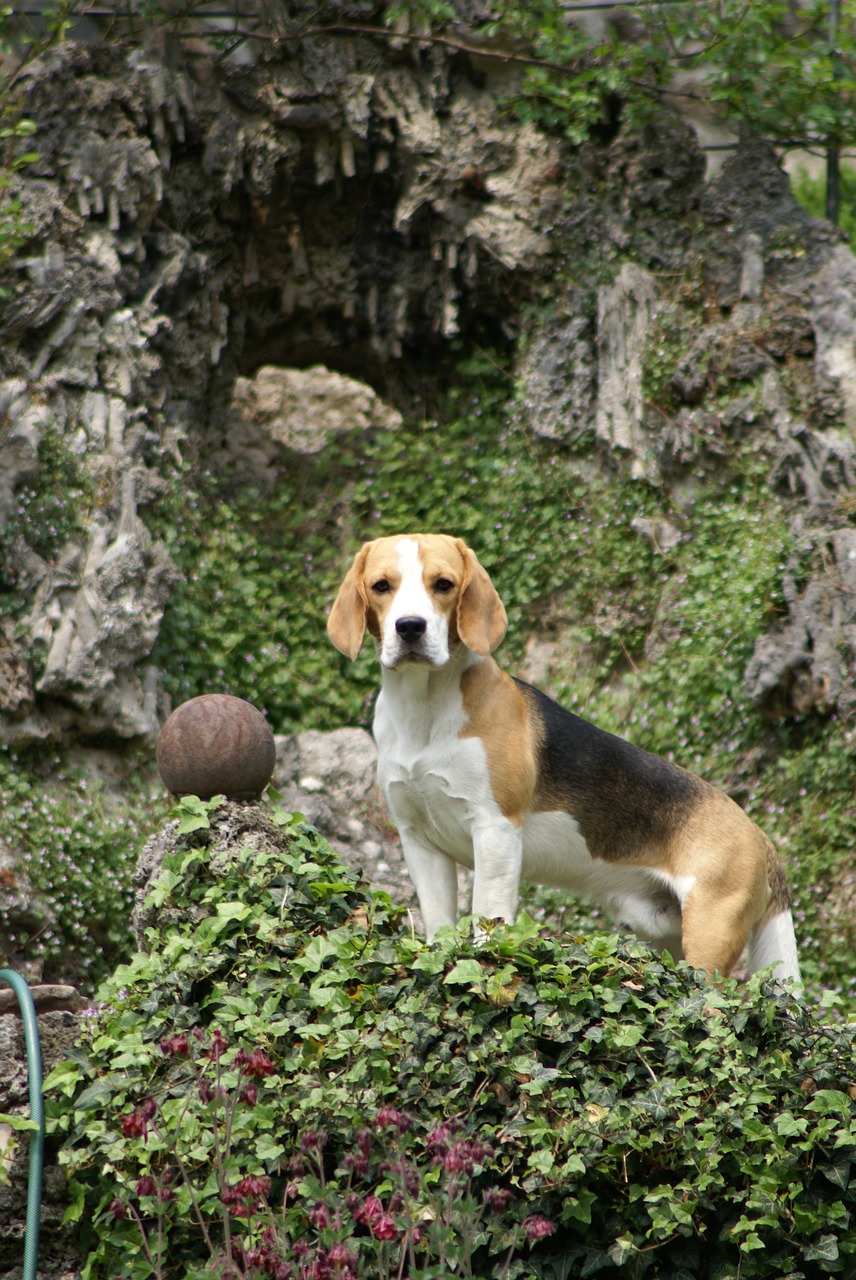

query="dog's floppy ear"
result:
[327,543,373,660]
[455,540,507,655]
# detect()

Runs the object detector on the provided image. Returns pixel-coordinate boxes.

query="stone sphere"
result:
[156,695,276,800]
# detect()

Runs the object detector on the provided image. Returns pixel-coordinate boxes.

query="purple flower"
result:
[325,1243,358,1276]
[119,1098,156,1139]
[206,1028,228,1059]
[440,1138,491,1175]
[426,1121,455,1150]
[159,1032,189,1058]
[301,1129,328,1154]
[309,1202,330,1229]
[355,1193,383,1225]
[483,1186,514,1214]
[375,1106,412,1133]
[369,1213,398,1241]
[236,1173,272,1201]
[235,1047,277,1078]
[523,1213,555,1241]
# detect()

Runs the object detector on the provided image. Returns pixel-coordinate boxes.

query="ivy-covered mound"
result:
[50,802,856,1280]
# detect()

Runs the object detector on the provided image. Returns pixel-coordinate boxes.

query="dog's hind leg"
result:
[746,834,802,990]
[679,878,763,978]
[674,805,794,981]
[746,907,802,991]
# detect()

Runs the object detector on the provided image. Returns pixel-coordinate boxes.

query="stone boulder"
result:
[226,364,402,473]
[273,728,417,913]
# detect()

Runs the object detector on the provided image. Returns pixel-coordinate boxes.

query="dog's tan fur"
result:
[460,661,537,825]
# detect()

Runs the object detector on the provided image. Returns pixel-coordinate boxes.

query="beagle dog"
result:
[327,533,801,986]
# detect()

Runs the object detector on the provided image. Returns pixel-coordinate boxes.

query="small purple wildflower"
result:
[523,1213,555,1241]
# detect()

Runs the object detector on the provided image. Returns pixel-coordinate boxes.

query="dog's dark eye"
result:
[372,579,392,595]
[433,578,455,594]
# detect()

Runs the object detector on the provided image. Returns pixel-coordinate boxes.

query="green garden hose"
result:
[0,968,44,1280]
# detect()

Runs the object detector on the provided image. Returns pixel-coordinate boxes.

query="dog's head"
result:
[327,534,507,668]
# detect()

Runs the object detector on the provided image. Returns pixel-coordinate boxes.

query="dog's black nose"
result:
[395,616,427,641]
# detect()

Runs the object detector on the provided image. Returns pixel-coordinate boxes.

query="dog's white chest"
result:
[374,676,493,862]
[377,738,486,866]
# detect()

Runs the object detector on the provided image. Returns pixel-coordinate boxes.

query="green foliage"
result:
[552,484,791,776]
[662,0,856,149]
[172,793,221,834]
[0,102,36,285]
[1,0,80,62]
[49,811,856,1279]
[385,0,856,155]
[0,3,49,288]
[0,749,165,989]
[791,163,856,249]
[1,0,107,289]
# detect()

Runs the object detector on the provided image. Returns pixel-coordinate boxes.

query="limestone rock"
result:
[810,243,856,431]
[227,364,402,469]
[272,728,412,907]
[1,30,565,745]
[515,302,596,443]
[8,28,856,745]
[595,263,658,474]
[25,500,181,741]
[0,625,34,719]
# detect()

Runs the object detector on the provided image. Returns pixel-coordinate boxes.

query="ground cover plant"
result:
[0,748,164,988]
[49,799,856,1280]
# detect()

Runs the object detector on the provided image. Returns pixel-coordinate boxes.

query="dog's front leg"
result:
[397,827,459,940]
[471,817,523,928]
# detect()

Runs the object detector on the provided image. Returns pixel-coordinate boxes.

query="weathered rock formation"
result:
[0,21,562,746]
[5,14,856,746]
[273,726,425,914]
[517,134,856,718]
[226,364,403,471]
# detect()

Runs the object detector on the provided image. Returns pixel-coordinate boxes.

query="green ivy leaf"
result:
[443,958,487,986]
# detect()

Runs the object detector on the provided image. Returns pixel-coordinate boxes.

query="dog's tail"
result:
[746,836,802,993]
